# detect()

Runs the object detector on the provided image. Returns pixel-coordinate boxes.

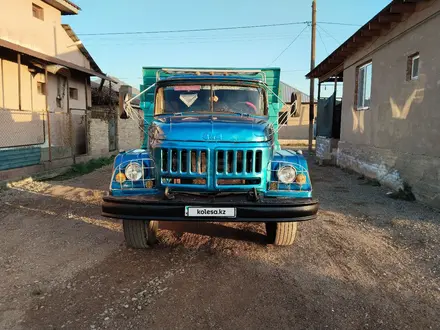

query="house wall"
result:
[0,51,90,171]
[0,60,90,113]
[0,0,90,69]
[278,103,316,140]
[339,0,440,207]
[0,53,46,149]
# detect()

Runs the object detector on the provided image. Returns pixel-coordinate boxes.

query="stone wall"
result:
[338,141,440,208]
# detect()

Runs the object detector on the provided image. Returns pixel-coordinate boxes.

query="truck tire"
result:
[123,220,158,248]
[265,222,298,246]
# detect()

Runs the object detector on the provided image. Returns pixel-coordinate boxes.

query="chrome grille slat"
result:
[177,150,182,173]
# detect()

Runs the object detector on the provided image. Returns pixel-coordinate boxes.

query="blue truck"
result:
[102,67,318,247]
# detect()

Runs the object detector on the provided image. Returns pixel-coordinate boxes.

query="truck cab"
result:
[102,68,318,247]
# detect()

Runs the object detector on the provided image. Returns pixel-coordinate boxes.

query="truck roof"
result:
[157,74,263,84]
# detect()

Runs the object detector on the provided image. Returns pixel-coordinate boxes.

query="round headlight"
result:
[125,163,143,181]
[277,165,296,184]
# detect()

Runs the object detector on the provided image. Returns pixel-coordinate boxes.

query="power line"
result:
[77,21,360,37]
[317,24,341,44]
[81,33,310,46]
[318,21,361,27]
[267,25,309,67]
[317,27,329,55]
[77,21,309,36]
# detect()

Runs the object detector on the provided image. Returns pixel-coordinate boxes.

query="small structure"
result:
[277,82,317,141]
[307,0,440,207]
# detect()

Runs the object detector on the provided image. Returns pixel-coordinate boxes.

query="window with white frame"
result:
[356,62,372,110]
[410,54,419,80]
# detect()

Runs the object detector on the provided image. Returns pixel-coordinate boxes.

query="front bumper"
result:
[102,193,318,222]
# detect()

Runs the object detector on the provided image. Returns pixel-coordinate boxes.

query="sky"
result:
[64,0,390,95]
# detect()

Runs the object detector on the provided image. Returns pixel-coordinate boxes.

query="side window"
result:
[407,53,419,81]
[32,3,44,20]
[37,82,46,95]
[69,88,79,100]
[355,62,372,110]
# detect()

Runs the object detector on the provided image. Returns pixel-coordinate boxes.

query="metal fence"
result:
[0,108,46,148]
[0,107,89,162]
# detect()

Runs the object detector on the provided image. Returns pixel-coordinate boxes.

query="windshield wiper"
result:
[213,111,250,117]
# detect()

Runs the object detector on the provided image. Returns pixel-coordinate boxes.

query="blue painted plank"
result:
[0,147,41,171]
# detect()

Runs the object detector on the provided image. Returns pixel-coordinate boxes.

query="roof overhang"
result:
[62,24,102,74]
[46,64,71,77]
[42,0,80,15]
[306,0,427,81]
[0,38,116,83]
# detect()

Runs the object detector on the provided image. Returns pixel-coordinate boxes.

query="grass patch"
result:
[50,156,115,181]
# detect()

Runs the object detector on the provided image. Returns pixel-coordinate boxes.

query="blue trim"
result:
[0,147,41,171]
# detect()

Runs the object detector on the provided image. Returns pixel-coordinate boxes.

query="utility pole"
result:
[308,0,317,153]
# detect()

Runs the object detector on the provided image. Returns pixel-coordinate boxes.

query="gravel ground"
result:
[0,159,439,330]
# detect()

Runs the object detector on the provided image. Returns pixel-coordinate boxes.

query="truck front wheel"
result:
[123,220,158,248]
[265,222,298,246]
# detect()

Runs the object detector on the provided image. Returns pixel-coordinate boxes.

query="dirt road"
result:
[0,160,439,330]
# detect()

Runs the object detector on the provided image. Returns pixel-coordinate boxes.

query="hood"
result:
[149,115,272,142]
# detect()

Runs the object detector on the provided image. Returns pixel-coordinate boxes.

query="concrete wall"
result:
[118,116,143,151]
[278,103,316,140]
[339,0,440,207]
[88,118,109,156]
[0,0,90,69]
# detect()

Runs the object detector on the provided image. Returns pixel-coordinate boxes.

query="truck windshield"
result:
[155,85,265,116]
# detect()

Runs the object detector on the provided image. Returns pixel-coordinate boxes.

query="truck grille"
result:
[215,150,263,174]
[161,148,208,174]
[159,147,266,189]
